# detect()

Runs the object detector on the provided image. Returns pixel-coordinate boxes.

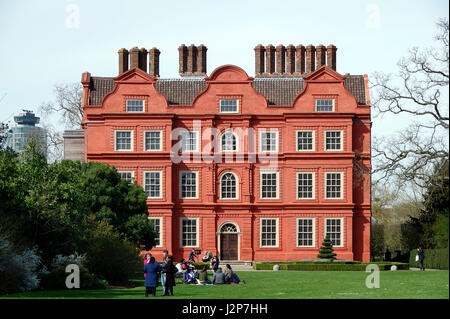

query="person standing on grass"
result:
[162,255,177,296]
[144,256,162,297]
[161,249,169,295]
[417,246,425,271]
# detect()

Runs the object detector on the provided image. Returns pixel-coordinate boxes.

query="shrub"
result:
[253,261,409,271]
[0,240,44,294]
[409,248,449,270]
[317,236,337,259]
[85,235,142,285]
[39,266,107,290]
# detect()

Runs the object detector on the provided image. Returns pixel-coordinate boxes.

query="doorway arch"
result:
[217,221,240,261]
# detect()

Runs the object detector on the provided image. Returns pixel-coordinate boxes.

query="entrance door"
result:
[220,233,238,260]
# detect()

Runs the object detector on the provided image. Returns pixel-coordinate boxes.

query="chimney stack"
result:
[118,48,129,74]
[254,43,337,76]
[305,45,315,73]
[254,44,265,76]
[148,47,160,77]
[139,48,148,72]
[327,44,337,71]
[295,45,305,75]
[285,44,295,74]
[265,44,275,74]
[316,44,326,69]
[178,44,207,76]
[197,44,207,75]
[129,46,140,70]
[276,45,286,74]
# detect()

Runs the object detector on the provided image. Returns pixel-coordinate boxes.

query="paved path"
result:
[409,267,444,271]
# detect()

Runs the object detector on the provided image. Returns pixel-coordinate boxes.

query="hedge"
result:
[409,248,449,270]
[253,262,409,271]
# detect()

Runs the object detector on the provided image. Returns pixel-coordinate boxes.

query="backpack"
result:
[231,273,240,283]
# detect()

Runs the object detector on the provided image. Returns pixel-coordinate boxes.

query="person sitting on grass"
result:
[198,265,211,285]
[224,264,234,284]
[212,267,225,285]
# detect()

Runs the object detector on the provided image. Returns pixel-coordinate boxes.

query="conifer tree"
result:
[317,236,337,259]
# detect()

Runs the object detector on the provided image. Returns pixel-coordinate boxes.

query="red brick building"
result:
[81,44,371,262]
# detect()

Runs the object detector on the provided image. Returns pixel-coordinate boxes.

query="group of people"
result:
[143,250,177,297]
[143,249,244,296]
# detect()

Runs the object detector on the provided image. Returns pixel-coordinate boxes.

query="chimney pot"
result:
[316,44,326,69]
[178,44,187,75]
[254,44,265,76]
[149,47,160,77]
[197,44,207,75]
[129,46,140,69]
[265,44,275,74]
[139,48,148,72]
[295,45,305,74]
[305,44,316,73]
[118,48,129,74]
[285,44,295,74]
[187,44,197,75]
[275,45,286,74]
[327,44,337,71]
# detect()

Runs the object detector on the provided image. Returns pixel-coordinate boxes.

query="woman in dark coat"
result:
[417,246,425,271]
[162,255,177,296]
[144,256,162,297]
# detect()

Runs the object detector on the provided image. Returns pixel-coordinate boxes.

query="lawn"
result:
[1,270,448,299]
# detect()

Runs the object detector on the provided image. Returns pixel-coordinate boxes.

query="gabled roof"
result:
[88,73,367,106]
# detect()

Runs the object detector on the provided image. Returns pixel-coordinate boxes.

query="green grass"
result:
[1,270,448,299]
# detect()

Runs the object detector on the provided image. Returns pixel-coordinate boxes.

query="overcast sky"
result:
[0,0,448,135]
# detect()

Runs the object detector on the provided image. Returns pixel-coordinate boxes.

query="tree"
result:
[402,157,449,249]
[0,145,155,264]
[38,82,83,162]
[0,122,8,149]
[317,236,337,260]
[40,83,84,129]
[371,18,449,189]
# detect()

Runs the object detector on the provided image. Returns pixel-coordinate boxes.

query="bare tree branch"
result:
[370,18,449,190]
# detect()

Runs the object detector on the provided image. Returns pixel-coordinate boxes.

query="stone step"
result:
[219,261,254,271]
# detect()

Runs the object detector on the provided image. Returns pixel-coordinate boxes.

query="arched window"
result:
[221,130,237,152]
[220,172,238,199]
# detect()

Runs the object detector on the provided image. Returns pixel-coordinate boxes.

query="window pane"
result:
[126,99,144,112]
[220,99,238,113]
[182,219,197,247]
[316,99,333,112]
[326,219,342,246]
[261,219,277,247]
[297,173,314,199]
[144,172,161,198]
[115,131,132,150]
[297,131,314,151]
[221,173,237,199]
[145,131,161,151]
[181,171,197,198]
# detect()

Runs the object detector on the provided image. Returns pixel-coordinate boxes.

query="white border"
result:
[143,130,163,152]
[126,99,145,113]
[180,130,200,153]
[220,130,239,152]
[315,98,335,112]
[117,170,134,182]
[296,130,315,152]
[324,171,344,200]
[296,172,316,200]
[324,217,344,248]
[258,129,279,153]
[323,130,343,151]
[180,217,200,248]
[259,217,279,248]
[219,99,239,114]
[148,217,163,248]
[219,171,239,200]
[114,130,134,151]
[179,170,199,199]
[143,170,163,199]
[259,171,280,200]
[296,217,316,248]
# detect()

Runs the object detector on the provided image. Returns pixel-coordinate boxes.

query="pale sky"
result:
[0,0,448,135]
